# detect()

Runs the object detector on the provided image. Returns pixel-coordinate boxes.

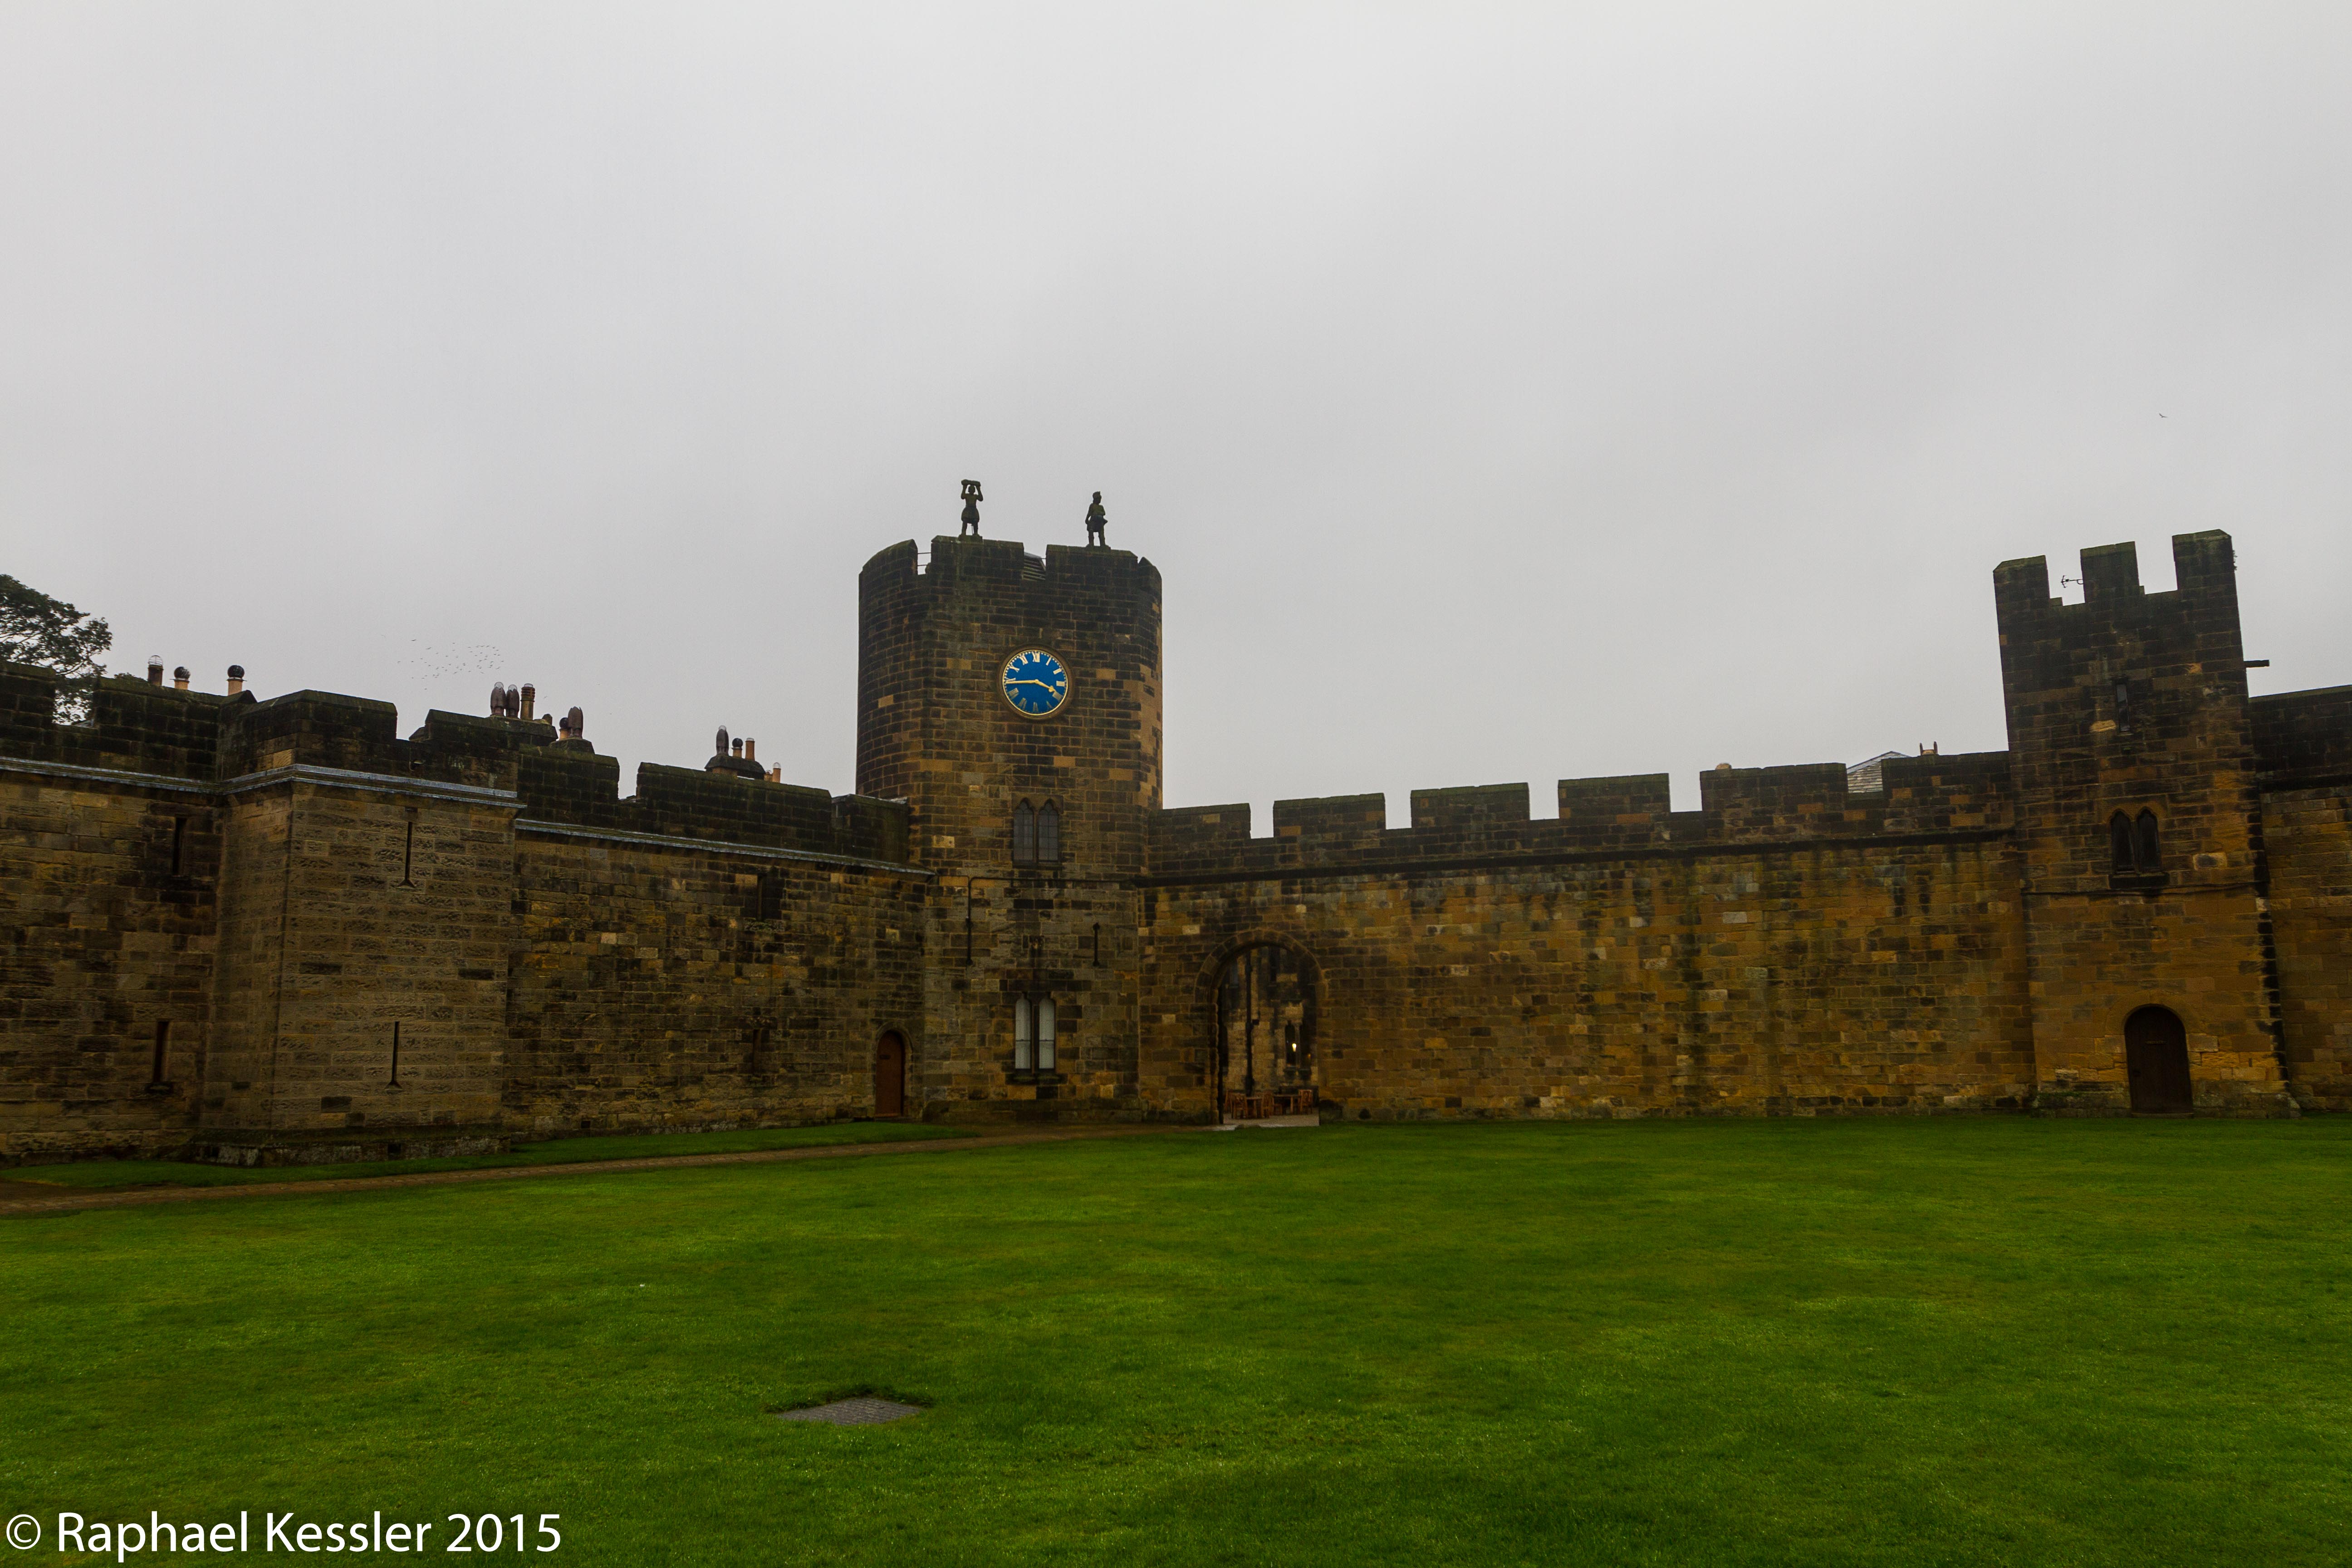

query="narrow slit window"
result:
[169,816,186,876]
[1014,995,1034,1071]
[1092,922,1102,966]
[389,1020,402,1086]
[2110,812,2136,873]
[399,814,417,887]
[151,1019,170,1083]
[2136,809,2161,872]
[1037,801,1060,864]
[1012,800,1036,865]
[1035,996,1056,1071]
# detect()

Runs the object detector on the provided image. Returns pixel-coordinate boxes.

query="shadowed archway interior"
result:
[2124,1006,2192,1114]
[874,1030,907,1118]
[1214,945,1318,1115]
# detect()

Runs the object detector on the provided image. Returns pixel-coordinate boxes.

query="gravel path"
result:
[0,1124,1181,1219]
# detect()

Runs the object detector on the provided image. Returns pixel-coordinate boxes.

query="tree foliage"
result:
[0,574,112,680]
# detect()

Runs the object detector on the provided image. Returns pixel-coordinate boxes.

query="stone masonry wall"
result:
[2254,685,2352,1112]
[503,834,929,1135]
[1139,801,2034,1120]
[0,665,227,1160]
[2264,786,2352,1111]
[196,779,519,1150]
[0,770,218,1159]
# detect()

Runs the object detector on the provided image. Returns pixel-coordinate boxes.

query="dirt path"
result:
[0,1124,1182,1219]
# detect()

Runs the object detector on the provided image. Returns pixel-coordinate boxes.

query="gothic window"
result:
[1036,800,1061,864]
[2111,809,2163,875]
[1012,800,1036,864]
[1013,994,1057,1074]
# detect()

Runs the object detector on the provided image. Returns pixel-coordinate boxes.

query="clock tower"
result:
[857,532,1163,1117]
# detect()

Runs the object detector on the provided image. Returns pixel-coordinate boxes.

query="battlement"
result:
[860,536,1161,598]
[519,750,911,862]
[0,662,240,780]
[1146,752,2014,879]
[1993,531,2240,633]
[0,662,913,865]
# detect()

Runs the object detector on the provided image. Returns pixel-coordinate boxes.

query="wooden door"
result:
[2124,1007,2192,1113]
[875,1032,906,1117]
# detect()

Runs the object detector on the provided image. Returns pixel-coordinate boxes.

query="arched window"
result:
[1012,800,1036,864]
[2111,809,2164,876]
[1013,994,1056,1074]
[1036,800,1061,864]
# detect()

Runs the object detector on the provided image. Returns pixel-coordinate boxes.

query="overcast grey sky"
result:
[4,4,2346,823]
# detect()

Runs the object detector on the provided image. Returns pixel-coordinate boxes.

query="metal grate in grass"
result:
[776,1397,923,1426]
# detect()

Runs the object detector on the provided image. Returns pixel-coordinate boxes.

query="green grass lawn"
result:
[3,1118,2347,1566]
[3,1121,974,1189]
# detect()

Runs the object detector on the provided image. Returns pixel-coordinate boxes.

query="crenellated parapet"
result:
[1144,753,2014,882]
[0,662,914,867]
[519,748,910,865]
[0,662,239,782]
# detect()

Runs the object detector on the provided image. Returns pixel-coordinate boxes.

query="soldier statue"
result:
[1084,491,1108,548]
[960,480,983,538]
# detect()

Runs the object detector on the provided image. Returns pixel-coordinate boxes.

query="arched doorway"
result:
[874,1030,907,1117]
[2124,1006,2192,1114]
[1214,944,1317,1119]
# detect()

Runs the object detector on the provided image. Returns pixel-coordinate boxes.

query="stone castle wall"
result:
[1134,758,2034,1119]
[1,526,2346,1161]
[0,662,925,1161]
[2255,684,2352,1111]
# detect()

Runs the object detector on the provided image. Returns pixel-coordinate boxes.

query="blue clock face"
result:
[1001,648,1069,717]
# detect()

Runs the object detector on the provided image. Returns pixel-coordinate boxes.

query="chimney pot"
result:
[490,682,506,716]
[147,657,164,685]
[746,738,757,762]
[732,738,744,758]
[519,683,536,722]
[226,665,245,695]
[172,666,190,689]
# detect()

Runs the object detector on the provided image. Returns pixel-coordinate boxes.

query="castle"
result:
[3,527,2347,1163]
